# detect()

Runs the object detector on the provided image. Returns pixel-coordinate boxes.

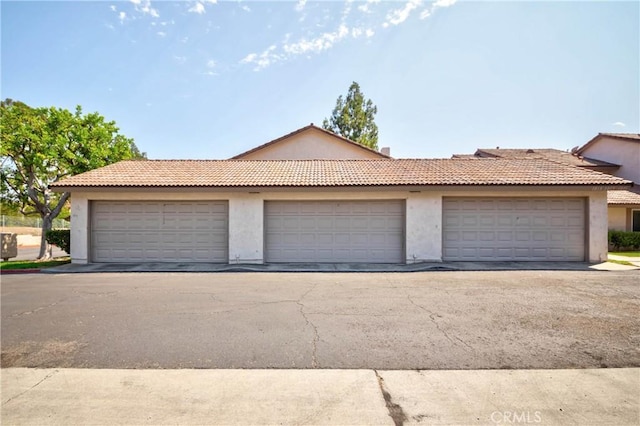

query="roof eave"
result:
[50,182,633,193]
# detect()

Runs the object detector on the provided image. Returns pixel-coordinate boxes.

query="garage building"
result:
[50,125,632,264]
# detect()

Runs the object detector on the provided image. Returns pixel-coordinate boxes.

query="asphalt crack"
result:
[296,284,320,368]
[9,299,67,318]
[374,370,407,426]
[406,294,474,352]
[2,370,59,406]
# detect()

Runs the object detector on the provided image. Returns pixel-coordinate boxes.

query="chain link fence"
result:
[0,215,70,229]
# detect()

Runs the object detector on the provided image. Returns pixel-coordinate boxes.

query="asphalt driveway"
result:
[1,271,639,369]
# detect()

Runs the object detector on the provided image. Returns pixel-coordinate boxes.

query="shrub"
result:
[608,230,640,250]
[45,229,70,254]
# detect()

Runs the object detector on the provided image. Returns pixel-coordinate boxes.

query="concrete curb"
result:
[0,268,41,275]
[2,368,638,425]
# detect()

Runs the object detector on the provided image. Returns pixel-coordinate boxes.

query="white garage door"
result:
[265,200,404,263]
[91,201,228,263]
[443,198,585,261]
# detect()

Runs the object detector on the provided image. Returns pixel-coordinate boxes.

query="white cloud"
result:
[433,0,457,8]
[188,2,206,14]
[421,0,455,19]
[383,0,422,27]
[341,0,353,22]
[130,0,159,18]
[283,24,349,55]
[241,4,251,12]
[157,31,166,37]
[110,5,117,12]
[612,121,626,127]
[207,59,216,68]
[174,56,187,64]
[118,11,126,23]
[358,0,380,14]
[181,36,189,43]
[241,53,257,63]
[241,45,281,71]
[238,0,459,72]
[352,27,375,38]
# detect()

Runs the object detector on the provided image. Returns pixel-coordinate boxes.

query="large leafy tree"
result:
[322,81,379,150]
[0,99,143,259]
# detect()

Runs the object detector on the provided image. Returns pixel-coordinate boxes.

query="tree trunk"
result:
[37,214,53,261]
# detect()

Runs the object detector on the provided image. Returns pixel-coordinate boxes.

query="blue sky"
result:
[2,0,638,159]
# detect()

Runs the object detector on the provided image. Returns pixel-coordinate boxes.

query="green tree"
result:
[0,99,143,259]
[322,81,379,150]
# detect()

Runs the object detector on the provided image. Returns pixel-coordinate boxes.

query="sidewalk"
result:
[608,253,640,267]
[2,368,638,425]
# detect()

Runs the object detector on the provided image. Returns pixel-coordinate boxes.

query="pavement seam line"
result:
[406,294,474,352]
[296,284,320,368]
[374,370,407,426]
[2,369,59,406]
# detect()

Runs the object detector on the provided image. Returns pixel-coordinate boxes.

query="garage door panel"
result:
[265,200,404,263]
[443,198,585,261]
[91,201,228,263]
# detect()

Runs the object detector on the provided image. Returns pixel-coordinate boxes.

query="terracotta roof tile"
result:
[470,148,619,168]
[608,187,640,205]
[50,159,632,190]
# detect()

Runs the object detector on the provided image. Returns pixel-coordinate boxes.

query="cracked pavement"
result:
[2,271,639,369]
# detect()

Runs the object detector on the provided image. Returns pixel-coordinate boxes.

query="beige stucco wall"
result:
[70,195,89,264]
[238,129,383,160]
[588,191,609,263]
[406,194,442,262]
[69,187,609,264]
[608,207,627,231]
[228,196,263,264]
[581,138,640,183]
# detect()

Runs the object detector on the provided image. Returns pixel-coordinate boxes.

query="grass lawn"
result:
[0,257,71,270]
[609,251,640,257]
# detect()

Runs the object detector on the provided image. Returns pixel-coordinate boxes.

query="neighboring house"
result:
[231,124,391,160]
[452,148,620,174]
[457,133,640,232]
[51,125,631,265]
[575,133,640,232]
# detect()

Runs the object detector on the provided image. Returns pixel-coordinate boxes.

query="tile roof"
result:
[50,159,632,190]
[608,187,640,205]
[469,148,619,168]
[230,124,390,159]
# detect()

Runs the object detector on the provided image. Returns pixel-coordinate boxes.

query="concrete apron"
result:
[2,368,638,425]
[40,261,636,273]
